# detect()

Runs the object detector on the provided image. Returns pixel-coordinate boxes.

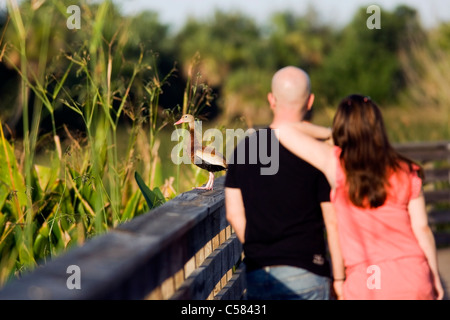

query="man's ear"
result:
[268,92,276,110]
[307,93,315,110]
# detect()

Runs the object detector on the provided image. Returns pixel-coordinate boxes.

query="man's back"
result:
[225,66,335,300]
[225,128,331,277]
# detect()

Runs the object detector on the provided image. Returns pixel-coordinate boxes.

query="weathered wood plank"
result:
[425,190,450,204]
[174,269,185,291]
[429,210,450,225]
[424,168,450,184]
[214,264,246,300]
[0,231,161,300]
[435,232,450,247]
[170,235,242,300]
[394,141,450,152]
[394,141,450,163]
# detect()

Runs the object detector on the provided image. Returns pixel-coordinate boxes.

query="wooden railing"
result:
[0,177,244,300]
[0,141,448,300]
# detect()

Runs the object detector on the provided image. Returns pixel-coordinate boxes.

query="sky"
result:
[0,0,448,30]
[118,0,450,31]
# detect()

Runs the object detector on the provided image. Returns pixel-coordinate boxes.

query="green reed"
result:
[0,0,176,286]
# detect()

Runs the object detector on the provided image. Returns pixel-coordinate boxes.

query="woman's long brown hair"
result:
[332,94,423,208]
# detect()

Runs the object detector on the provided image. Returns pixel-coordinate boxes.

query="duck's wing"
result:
[194,147,227,169]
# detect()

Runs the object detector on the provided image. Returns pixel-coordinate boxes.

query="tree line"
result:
[0,1,449,131]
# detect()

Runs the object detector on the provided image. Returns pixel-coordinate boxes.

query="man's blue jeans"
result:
[245,265,331,300]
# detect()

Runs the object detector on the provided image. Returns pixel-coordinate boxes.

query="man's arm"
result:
[321,202,345,299]
[225,187,246,244]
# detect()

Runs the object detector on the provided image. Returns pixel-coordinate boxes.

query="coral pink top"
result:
[331,146,435,300]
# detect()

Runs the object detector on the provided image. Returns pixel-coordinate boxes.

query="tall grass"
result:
[0,0,222,288]
[395,31,450,142]
[0,0,184,287]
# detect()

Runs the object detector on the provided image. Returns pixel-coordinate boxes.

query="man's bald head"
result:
[271,66,311,108]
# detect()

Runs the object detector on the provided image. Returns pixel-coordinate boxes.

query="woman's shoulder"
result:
[394,160,422,183]
[389,160,423,202]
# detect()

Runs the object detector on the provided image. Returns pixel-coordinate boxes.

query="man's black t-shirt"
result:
[225,128,331,277]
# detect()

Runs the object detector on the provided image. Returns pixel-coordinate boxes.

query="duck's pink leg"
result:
[207,172,215,190]
[194,172,215,190]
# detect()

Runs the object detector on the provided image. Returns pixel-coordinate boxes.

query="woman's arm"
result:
[276,122,336,188]
[408,193,444,300]
[295,121,333,141]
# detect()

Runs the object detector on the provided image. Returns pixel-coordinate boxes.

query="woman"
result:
[276,94,444,300]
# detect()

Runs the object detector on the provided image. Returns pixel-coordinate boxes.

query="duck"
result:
[174,114,227,190]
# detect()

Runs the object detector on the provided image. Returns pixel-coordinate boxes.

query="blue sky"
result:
[118,0,450,30]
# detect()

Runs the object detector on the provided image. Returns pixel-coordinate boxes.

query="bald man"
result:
[225,66,340,300]
[269,66,313,127]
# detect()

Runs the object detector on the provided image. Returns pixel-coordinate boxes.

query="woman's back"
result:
[332,146,435,299]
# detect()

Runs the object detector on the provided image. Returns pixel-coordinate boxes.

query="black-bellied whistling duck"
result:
[174,114,227,190]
